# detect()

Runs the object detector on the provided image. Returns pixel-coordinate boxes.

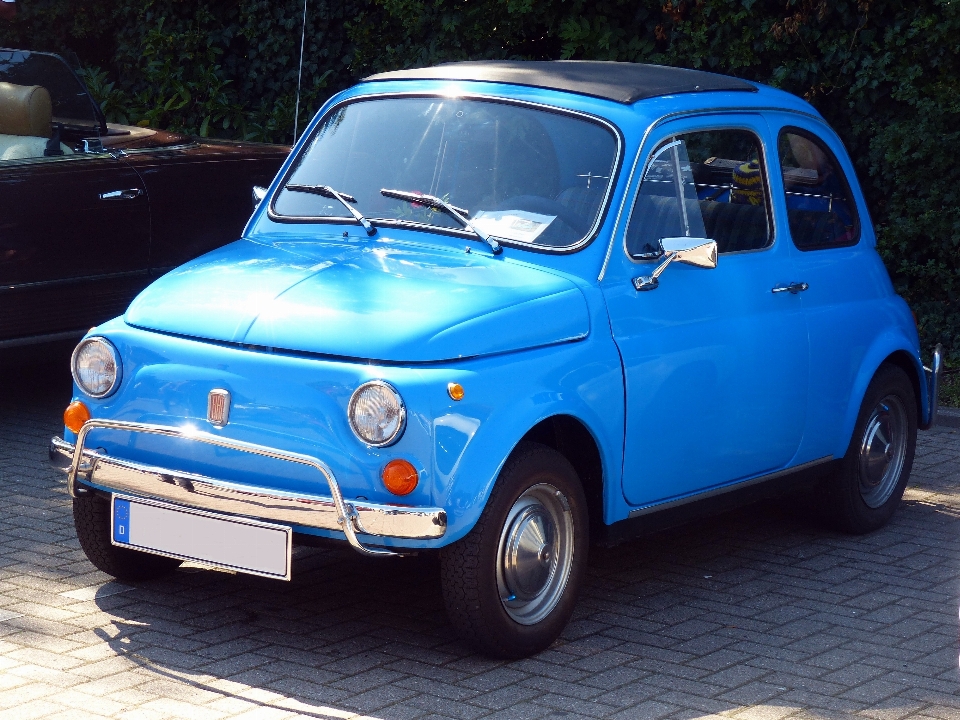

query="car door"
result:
[0,152,150,343]
[600,115,810,509]
[120,143,288,274]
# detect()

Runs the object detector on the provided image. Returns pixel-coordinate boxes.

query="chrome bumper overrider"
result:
[922,344,944,430]
[50,420,446,558]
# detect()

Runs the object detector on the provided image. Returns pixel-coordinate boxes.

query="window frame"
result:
[776,125,861,252]
[622,124,776,263]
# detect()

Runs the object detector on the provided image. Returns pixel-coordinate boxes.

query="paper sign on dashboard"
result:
[471,210,555,244]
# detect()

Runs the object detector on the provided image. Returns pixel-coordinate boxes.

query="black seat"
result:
[786,208,851,249]
[627,195,771,256]
[698,200,769,253]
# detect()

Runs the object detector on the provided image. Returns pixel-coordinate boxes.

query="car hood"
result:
[124,236,590,363]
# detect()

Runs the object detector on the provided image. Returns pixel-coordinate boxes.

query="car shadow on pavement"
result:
[82,490,960,720]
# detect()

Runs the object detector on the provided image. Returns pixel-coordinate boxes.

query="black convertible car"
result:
[0,49,289,347]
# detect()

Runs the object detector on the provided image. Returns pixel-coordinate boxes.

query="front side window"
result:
[626,129,771,258]
[778,129,858,250]
[272,97,619,250]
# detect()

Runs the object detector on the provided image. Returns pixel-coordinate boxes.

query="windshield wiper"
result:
[380,188,502,255]
[286,184,376,236]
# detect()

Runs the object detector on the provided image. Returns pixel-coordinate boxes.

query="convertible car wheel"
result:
[440,442,588,658]
[827,364,917,534]
[73,494,181,581]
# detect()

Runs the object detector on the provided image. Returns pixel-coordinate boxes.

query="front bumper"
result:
[50,420,446,557]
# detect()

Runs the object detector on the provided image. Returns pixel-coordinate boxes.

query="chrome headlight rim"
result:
[347,380,406,448]
[71,336,122,399]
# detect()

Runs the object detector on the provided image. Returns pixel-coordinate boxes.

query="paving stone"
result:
[2,350,960,720]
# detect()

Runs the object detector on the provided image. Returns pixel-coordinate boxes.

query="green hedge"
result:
[2,0,958,368]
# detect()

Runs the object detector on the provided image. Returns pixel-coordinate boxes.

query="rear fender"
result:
[835,330,927,459]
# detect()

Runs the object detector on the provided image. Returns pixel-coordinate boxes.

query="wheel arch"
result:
[836,337,927,459]
[517,414,605,538]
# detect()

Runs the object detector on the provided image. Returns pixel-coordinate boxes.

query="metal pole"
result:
[293,0,308,143]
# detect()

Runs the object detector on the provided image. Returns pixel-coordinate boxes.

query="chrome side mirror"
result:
[252,186,267,211]
[633,237,718,291]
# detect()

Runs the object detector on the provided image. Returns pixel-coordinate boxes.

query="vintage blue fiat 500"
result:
[51,61,941,658]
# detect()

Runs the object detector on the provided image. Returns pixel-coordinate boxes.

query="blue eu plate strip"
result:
[113,498,131,544]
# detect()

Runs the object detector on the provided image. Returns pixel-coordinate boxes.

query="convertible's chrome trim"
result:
[50,421,447,557]
[921,344,943,430]
[627,456,833,518]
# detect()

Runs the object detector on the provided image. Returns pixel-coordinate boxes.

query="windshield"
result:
[272,97,619,250]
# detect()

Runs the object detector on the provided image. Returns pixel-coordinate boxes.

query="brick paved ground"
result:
[0,345,957,720]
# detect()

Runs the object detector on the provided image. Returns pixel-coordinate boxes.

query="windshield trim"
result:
[267,91,624,255]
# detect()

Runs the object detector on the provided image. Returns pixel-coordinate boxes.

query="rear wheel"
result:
[825,364,917,534]
[440,442,588,658]
[73,494,181,580]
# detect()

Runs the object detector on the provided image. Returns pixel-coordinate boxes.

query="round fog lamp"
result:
[71,337,122,398]
[348,381,406,447]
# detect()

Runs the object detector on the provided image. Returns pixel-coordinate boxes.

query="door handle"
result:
[772,282,809,294]
[99,188,143,200]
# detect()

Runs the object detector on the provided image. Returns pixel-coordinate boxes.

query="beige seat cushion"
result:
[0,82,53,136]
[0,83,72,160]
[0,134,72,160]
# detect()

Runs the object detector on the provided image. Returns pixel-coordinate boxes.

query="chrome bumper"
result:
[50,420,446,558]
[922,344,944,430]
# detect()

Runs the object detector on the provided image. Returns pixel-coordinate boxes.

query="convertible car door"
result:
[600,116,810,510]
[120,143,287,273]
[0,153,150,344]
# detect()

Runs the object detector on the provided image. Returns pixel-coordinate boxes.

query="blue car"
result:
[51,61,942,658]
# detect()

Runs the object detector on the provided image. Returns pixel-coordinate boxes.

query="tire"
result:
[440,442,589,658]
[824,364,917,534]
[73,494,181,580]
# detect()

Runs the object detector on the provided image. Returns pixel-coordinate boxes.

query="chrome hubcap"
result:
[859,394,907,508]
[497,484,574,625]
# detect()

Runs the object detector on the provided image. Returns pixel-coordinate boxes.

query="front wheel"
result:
[440,442,588,658]
[825,364,917,534]
[74,494,181,581]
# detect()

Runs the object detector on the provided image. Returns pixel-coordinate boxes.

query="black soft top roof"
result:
[362,60,758,105]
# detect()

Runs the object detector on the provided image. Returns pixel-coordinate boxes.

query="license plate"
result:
[111,494,292,580]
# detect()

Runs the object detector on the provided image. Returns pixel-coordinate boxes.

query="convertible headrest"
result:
[0,82,52,137]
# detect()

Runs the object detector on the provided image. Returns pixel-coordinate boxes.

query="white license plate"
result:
[111,494,292,580]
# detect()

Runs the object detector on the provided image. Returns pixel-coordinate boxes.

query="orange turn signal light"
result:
[63,401,91,434]
[381,459,419,496]
[447,382,465,401]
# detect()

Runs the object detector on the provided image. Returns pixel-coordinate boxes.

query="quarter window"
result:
[626,130,772,258]
[778,129,858,250]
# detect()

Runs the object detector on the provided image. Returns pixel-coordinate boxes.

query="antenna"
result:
[293,0,308,143]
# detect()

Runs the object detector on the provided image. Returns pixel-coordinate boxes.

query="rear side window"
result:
[778,129,859,250]
[626,129,772,257]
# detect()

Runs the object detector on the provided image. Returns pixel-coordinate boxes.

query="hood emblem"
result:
[207,389,231,427]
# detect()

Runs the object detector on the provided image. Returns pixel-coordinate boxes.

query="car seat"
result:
[0,82,73,160]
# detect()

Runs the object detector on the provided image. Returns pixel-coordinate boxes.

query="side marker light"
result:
[382,459,419,496]
[64,401,91,434]
[447,382,465,401]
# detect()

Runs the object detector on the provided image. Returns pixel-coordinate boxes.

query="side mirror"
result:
[252,186,267,211]
[633,237,717,291]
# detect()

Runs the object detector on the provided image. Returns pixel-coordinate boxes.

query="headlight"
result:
[71,337,122,398]
[348,381,406,447]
